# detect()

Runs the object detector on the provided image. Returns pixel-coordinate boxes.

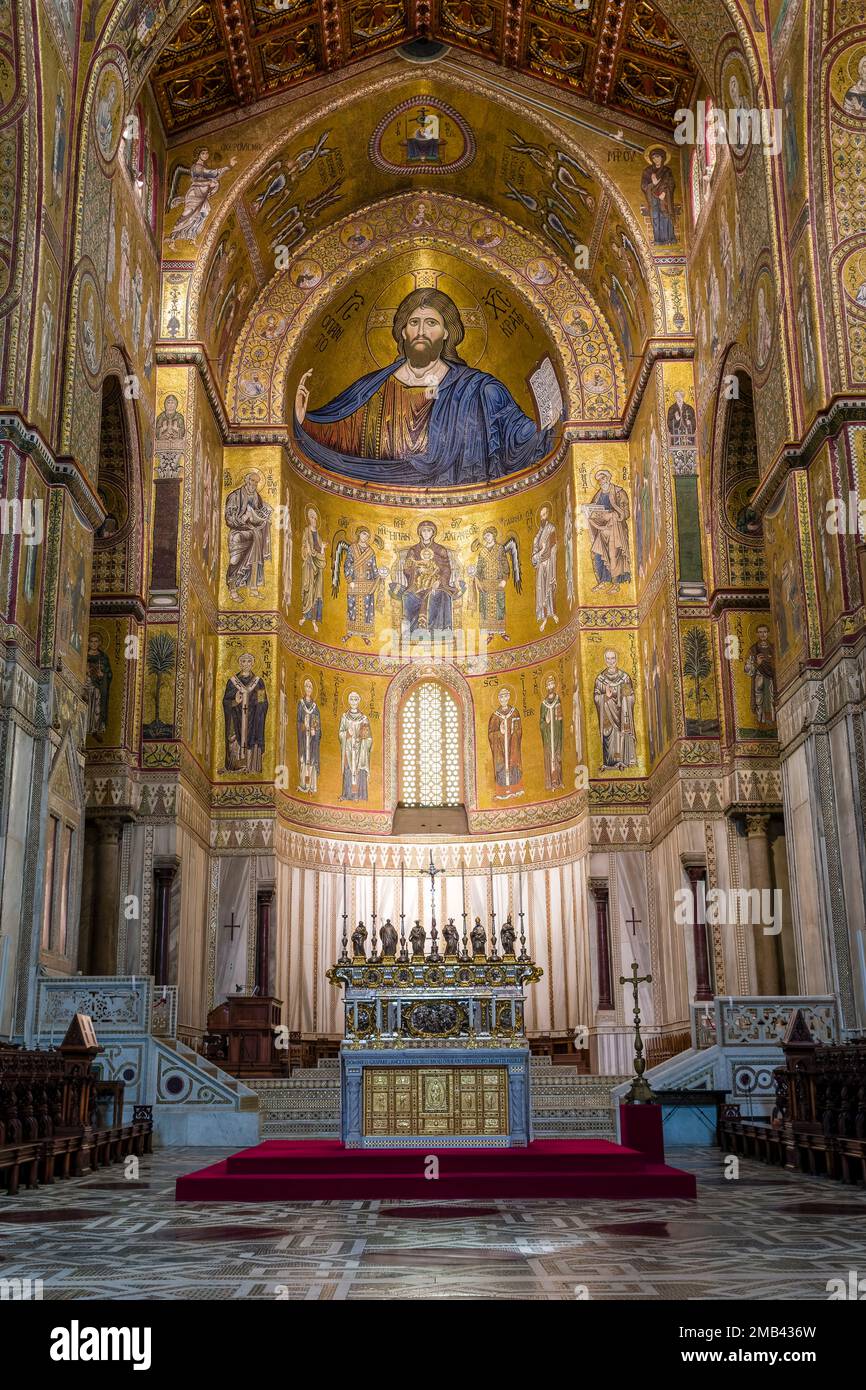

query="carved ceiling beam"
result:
[502,0,524,68]
[411,0,433,41]
[320,0,344,69]
[216,0,256,105]
[592,0,628,106]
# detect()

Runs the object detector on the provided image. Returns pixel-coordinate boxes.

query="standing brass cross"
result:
[619,960,655,1103]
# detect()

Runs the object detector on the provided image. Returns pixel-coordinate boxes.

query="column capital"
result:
[588,877,609,902]
[745,813,771,838]
[93,815,128,845]
[153,856,180,882]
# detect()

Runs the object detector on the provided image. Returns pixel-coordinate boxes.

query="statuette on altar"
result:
[470,916,487,959]
[351,921,367,960]
[380,919,398,958]
[443,919,460,957]
[501,916,517,958]
[409,920,426,958]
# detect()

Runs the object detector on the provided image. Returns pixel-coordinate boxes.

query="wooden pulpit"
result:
[205,995,285,1077]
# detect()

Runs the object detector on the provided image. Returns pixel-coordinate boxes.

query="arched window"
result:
[399,680,461,806]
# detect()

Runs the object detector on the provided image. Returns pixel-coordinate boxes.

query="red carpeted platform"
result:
[175,1138,697,1202]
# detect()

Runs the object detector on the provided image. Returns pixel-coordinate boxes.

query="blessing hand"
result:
[295,369,313,424]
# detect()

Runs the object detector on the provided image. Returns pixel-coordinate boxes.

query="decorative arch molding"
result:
[383,662,477,816]
[816,26,866,398]
[3,0,39,413]
[185,64,666,343]
[86,0,203,94]
[830,232,866,387]
[225,190,624,429]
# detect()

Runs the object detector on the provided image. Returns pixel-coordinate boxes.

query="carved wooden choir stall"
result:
[0,1014,152,1197]
[720,1010,866,1185]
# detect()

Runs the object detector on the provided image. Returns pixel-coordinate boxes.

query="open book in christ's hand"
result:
[529,356,564,432]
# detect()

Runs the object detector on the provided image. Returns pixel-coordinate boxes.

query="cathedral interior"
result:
[2,0,866,1315]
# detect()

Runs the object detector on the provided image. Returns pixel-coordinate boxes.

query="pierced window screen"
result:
[400,681,460,806]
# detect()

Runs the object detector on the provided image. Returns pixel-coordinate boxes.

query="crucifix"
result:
[427,850,441,958]
[625,908,642,937]
[618,960,655,1103]
[223,912,241,942]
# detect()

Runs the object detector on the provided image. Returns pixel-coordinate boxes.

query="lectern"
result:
[205,995,284,1076]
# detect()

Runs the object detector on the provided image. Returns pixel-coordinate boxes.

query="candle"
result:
[372,857,376,917]
[343,861,347,919]
[461,860,466,914]
[400,858,404,916]
[518,866,523,917]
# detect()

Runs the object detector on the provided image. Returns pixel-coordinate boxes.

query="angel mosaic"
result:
[468,526,521,644]
[166,148,237,245]
[331,527,388,645]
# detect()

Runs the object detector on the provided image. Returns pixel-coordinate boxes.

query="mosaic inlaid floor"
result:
[1,1145,865,1299]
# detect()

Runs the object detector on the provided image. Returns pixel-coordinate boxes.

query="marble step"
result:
[311,1055,581,1069]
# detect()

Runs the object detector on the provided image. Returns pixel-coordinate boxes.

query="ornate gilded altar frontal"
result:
[363,1066,509,1138]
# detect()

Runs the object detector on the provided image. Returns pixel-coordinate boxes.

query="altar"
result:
[327,907,542,1148]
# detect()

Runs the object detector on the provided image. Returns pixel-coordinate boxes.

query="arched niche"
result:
[383,662,476,820]
[92,375,133,596]
[182,67,666,358]
[225,191,624,443]
[709,363,767,593]
[83,361,146,763]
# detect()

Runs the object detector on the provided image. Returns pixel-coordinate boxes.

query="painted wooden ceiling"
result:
[151,0,698,135]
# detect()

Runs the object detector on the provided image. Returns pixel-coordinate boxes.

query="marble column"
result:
[775,652,866,1030]
[152,858,180,987]
[685,865,713,1002]
[589,879,614,1010]
[770,826,798,994]
[90,818,125,976]
[77,821,99,974]
[255,888,274,997]
[745,814,781,995]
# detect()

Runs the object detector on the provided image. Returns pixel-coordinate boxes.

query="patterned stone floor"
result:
[1,1145,865,1299]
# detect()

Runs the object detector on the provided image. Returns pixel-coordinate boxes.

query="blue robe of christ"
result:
[293,359,555,488]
